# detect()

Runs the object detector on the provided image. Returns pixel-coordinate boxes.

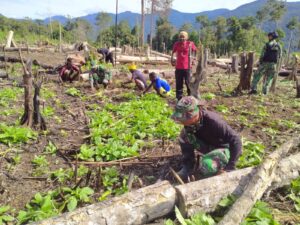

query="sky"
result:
[0,0,299,19]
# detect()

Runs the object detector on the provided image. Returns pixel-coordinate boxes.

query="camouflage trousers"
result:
[251,62,277,94]
[179,129,230,176]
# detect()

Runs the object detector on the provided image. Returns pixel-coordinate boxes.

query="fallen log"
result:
[3,47,45,52]
[32,151,300,225]
[31,181,176,225]
[0,56,54,70]
[176,146,300,218]
[150,50,172,59]
[218,137,299,225]
[117,55,170,64]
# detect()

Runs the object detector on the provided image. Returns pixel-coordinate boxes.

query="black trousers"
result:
[175,69,191,101]
[105,53,114,64]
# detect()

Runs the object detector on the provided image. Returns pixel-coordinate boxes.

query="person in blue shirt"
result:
[143,72,171,97]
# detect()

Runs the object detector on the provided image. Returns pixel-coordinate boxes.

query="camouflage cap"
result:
[171,96,200,123]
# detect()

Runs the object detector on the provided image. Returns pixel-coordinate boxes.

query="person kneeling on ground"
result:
[123,64,148,91]
[143,72,171,97]
[59,58,81,83]
[171,96,242,181]
[97,48,114,65]
[89,62,112,90]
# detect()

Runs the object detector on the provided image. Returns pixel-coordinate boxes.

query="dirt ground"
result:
[0,50,299,224]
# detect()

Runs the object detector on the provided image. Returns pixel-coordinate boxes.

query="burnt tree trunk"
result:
[296,76,300,98]
[20,60,34,127]
[233,52,254,95]
[189,44,206,99]
[231,54,239,74]
[19,49,46,130]
[33,82,47,130]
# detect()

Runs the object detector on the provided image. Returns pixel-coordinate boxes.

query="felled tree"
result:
[19,50,46,130]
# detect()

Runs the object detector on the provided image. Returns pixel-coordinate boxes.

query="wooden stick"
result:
[170,167,185,185]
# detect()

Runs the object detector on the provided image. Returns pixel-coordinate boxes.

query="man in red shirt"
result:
[171,31,197,101]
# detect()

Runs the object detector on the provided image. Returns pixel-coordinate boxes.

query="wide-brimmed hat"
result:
[171,96,200,123]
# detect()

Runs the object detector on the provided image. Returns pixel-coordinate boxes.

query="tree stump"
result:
[20,60,34,127]
[233,52,254,95]
[231,54,239,74]
[189,44,206,99]
[5,30,14,48]
[19,50,46,130]
[204,48,209,68]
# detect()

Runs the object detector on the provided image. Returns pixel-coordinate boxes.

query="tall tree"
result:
[268,0,287,28]
[96,12,112,46]
[140,0,145,46]
[147,0,173,49]
[256,6,270,29]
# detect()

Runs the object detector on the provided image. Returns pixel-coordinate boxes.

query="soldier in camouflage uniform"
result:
[249,32,281,95]
[171,96,242,181]
[89,62,112,90]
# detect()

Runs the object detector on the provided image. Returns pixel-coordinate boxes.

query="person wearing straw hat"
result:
[171,96,242,181]
[89,61,112,90]
[123,64,148,91]
[171,31,197,101]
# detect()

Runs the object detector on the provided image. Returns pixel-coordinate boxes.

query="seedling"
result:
[215,105,229,113]
[50,168,73,183]
[44,141,57,154]
[0,123,37,145]
[65,87,81,97]
[42,106,55,118]
[202,92,216,100]
[0,205,15,225]
[237,140,265,168]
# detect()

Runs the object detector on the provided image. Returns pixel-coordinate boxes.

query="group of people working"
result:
[59,30,281,181]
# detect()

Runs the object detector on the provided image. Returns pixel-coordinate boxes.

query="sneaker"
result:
[248,89,257,95]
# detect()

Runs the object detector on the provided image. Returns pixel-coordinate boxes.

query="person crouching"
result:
[143,72,171,97]
[59,58,80,83]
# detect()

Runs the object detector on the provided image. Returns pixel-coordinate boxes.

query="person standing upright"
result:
[249,32,282,95]
[171,31,197,101]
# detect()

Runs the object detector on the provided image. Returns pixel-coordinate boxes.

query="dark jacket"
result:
[183,110,242,169]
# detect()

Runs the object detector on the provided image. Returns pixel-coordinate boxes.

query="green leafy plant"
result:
[42,106,55,118]
[44,141,57,154]
[31,155,49,176]
[0,87,22,107]
[237,140,265,168]
[165,206,215,225]
[99,167,128,201]
[65,87,81,97]
[50,168,73,183]
[17,186,94,224]
[0,205,15,225]
[0,123,37,145]
[202,93,216,101]
[241,201,280,225]
[79,93,180,162]
[59,187,94,212]
[289,177,300,212]
[215,105,229,113]
[17,192,59,224]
